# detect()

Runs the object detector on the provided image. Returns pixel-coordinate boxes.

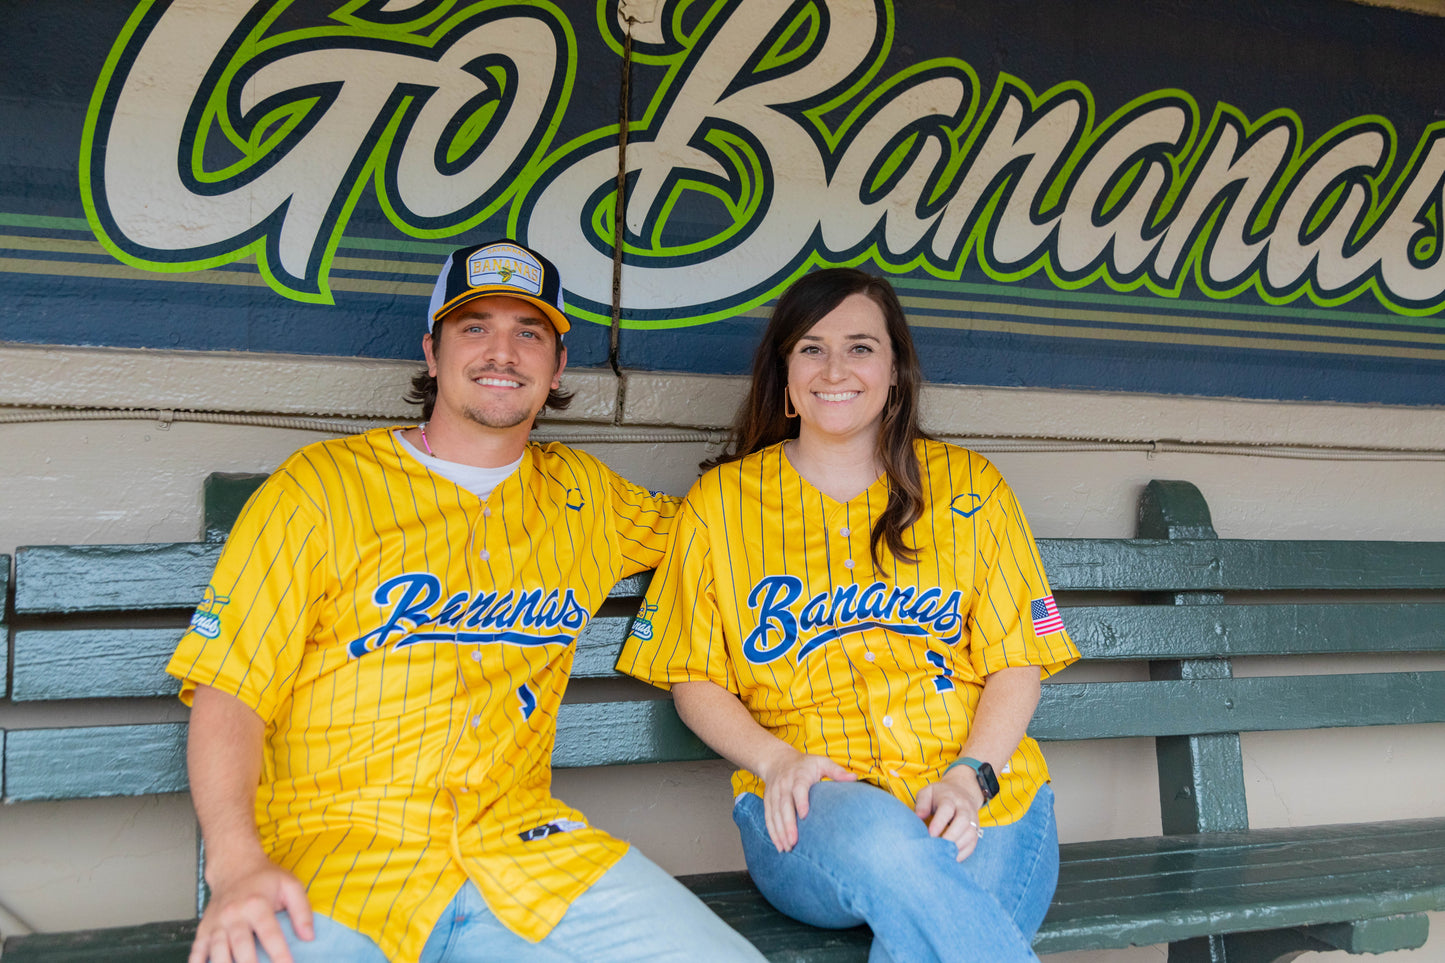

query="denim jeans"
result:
[256,847,765,962]
[733,781,1059,963]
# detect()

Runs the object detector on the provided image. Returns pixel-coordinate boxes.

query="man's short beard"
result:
[462,403,534,431]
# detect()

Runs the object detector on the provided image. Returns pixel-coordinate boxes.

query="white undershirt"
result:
[394,428,523,500]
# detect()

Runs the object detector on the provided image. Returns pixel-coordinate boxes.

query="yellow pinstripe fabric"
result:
[619,440,1078,826]
[168,427,675,961]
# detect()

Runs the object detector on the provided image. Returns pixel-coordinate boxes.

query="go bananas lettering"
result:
[83,0,1445,319]
[82,0,574,302]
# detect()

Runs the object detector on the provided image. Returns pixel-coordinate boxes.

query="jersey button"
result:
[843,558,854,569]
[471,715,482,728]
[479,549,490,561]
[483,507,492,518]
[864,651,876,662]
[888,768,899,778]
[881,715,894,728]
[471,652,483,662]
[840,527,851,537]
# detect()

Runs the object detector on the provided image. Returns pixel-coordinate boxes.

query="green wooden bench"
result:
[4,475,1445,963]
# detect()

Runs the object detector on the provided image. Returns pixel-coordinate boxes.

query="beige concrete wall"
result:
[2,343,1443,960]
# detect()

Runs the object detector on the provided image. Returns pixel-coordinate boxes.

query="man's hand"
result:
[757,745,857,852]
[914,768,986,862]
[188,854,313,963]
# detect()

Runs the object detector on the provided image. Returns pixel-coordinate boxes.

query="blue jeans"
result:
[257,848,764,962]
[734,781,1058,963]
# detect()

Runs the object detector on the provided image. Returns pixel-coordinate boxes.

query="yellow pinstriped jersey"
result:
[168,427,676,962]
[618,439,1078,827]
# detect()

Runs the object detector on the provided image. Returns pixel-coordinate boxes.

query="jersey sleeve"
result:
[616,495,735,693]
[967,480,1080,679]
[165,468,328,720]
[606,469,680,577]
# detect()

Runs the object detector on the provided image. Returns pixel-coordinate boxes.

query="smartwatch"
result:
[947,756,999,803]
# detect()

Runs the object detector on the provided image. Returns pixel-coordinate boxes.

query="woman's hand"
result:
[756,744,857,852]
[914,768,986,861]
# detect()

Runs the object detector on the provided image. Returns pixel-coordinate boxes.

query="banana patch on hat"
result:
[428,239,570,335]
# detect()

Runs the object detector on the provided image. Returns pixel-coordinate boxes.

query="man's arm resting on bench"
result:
[188,684,315,963]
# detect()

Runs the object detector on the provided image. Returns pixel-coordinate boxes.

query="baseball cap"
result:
[428,239,570,335]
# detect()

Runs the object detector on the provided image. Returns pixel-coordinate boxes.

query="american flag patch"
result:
[1030,596,1064,635]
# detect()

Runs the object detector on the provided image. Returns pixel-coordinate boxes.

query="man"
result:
[168,240,763,963]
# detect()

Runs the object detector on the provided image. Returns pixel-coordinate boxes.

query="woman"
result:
[617,269,1079,962]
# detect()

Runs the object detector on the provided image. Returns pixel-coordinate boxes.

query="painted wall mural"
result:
[2,0,1443,403]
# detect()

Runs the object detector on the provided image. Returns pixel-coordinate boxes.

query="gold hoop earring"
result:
[784,386,798,419]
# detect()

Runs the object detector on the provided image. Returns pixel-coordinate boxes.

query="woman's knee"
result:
[795,783,945,870]
[734,793,866,929]
[964,784,1060,937]
[739,784,956,916]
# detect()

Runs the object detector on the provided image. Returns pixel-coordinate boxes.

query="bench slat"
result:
[1056,819,1445,887]
[3,723,188,801]
[609,572,651,598]
[1041,818,1445,952]
[1032,671,1445,739]
[553,699,714,768]
[682,872,870,959]
[1066,602,1445,659]
[1,920,197,963]
[573,616,635,679]
[1308,914,1432,955]
[11,628,184,701]
[1041,538,1445,592]
[14,544,222,614]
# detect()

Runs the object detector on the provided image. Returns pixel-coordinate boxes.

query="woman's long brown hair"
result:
[706,268,928,569]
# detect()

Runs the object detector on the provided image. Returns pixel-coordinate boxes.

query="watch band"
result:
[946,756,1000,802]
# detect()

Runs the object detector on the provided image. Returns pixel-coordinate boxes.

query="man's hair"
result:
[404,322,573,420]
[707,267,928,569]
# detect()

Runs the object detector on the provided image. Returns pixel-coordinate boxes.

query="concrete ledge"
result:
[624,371,1445,452]
[0,343,618,423]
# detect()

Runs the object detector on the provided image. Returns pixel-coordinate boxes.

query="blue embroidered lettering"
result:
[436,591,470,627]
[911,587,943,622]
[831,583,861,624]
[742,576,964,664]
[800,592,831,631]
[743,575,802,663]
[857,581,889,620]
[462,590,500,628]
[345,573,587,657]
[881,585,915,620]
[348,573,441,657]
[931,591,965,643]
